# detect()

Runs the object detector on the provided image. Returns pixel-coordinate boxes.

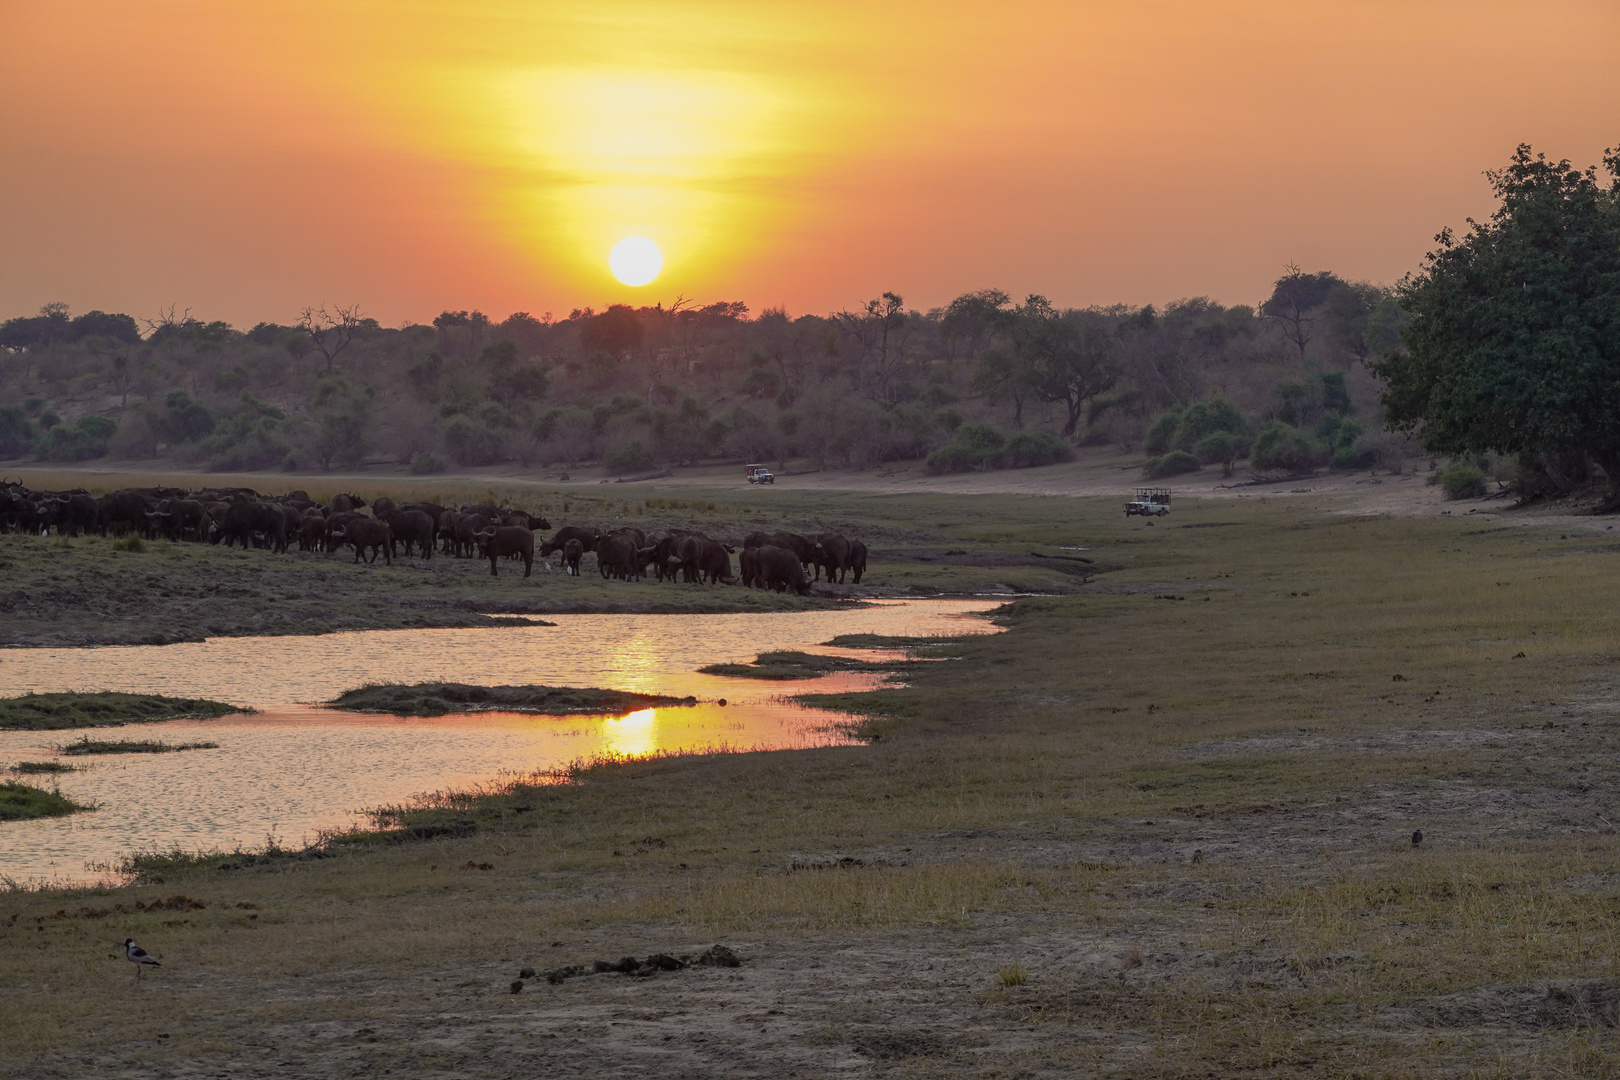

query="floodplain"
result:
[3,475,1620,1077]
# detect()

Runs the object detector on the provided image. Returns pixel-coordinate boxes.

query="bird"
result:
[1411,829,1424,847]
[125,938,160,978]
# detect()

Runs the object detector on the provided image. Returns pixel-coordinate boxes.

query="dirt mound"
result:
[1393,978,1620,1029]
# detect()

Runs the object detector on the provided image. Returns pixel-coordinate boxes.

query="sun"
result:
[609,236,663,286]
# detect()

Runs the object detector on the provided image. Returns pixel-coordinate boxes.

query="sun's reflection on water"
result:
[604,707,658,758]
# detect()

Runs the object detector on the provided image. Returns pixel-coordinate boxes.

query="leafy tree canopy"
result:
[1372,144,1620,496]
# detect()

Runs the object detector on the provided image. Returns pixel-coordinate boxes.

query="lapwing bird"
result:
[125,938,160,978]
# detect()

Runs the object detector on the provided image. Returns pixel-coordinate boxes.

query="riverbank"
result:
[0,482,1102,646]
[5,493,1620,1075]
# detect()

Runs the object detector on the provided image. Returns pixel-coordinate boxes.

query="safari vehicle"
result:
[1124,488,1171,517]
[745,464,775,484]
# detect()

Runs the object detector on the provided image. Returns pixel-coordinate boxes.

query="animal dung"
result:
[541,944,741,984]
[1412,829,1424,847]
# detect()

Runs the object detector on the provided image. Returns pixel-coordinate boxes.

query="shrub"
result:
[409,451,445,475]
[1249,422,1321,474]
[111,535,146,553]
[205,394,288,471]
[1001,429,1072,468]
[925,423,1006,474]
[1327,419,1376,470]
[1173,395,1247,452]
[155,390,216,445]
[1437,462,1488,499]
[1143,450,1200,478]
[0,406,36,458]
[441,415,506,466]
[1192,431,1243,475]
[604,440,655,473]
[1142,406,1185,454]
[36,414,117,461]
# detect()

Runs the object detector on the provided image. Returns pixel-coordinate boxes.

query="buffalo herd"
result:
[0,480,867,594]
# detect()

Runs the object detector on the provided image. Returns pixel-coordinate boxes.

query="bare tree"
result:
[835,292,915,403]
[140,303,190,338]
[1259,263,1339,363]
[298,304,365,375]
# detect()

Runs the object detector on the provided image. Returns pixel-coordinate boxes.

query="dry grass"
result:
[6,491,1620,1074]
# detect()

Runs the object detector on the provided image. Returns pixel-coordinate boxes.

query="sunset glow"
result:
[2,2,1618,324]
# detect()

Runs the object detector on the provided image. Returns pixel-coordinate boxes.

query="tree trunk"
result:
[1592,449,1620,512]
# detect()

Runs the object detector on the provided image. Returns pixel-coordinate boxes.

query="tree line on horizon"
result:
[0,268,1415,481]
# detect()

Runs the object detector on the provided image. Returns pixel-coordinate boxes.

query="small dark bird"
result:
[1412,829,1423,847]
[125,938,160,978]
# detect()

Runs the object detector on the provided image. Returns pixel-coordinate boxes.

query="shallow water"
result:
[0,599,1000,886]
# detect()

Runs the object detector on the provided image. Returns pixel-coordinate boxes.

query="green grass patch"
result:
[8,761,77,774]
[820,633,966,650]
[0,780,94,821]
[0,691,245,731]
[326,682,697,717]
[698,650,903,680]
[59,737,220,756]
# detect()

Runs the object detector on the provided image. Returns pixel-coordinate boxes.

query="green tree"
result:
[1372,144,1620,502]
[309,376,374,469]
[1017,298,1120,438]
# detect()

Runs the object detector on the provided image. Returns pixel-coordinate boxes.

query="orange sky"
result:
[2,1,1617,327]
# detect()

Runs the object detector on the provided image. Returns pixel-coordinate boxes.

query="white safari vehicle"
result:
[745,463,775,484]
[1124,488,1171,517]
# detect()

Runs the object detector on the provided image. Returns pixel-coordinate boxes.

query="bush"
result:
[1001,429,1072,468]
[409,451,445,475]
[1142,406,1185,454]
[107,410,157,459]
[36,414,116,461]
[1192,431,1244,475]
[926,423,1006,474]
[1437,462,1488,499]
[0,406,36,458]
[1324,428,1366,471]
[205,395,290,471]
[1173,395,1247,452]
[155,390,216,445]
[604,440,655,473]
[441,415,506,466]
[1143,450,1200,478]
[111,535,146,553]
[1249,422,1321,474]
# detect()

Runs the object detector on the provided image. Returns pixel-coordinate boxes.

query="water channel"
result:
[0,598,1001,886]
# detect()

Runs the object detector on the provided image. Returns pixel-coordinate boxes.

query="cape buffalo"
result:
[475,525,534,577]
[743,530,819,574]
[98,489,153,536]
[455,514,494,558]
[541,525,601,557]
[849,539,868,584]
[756,544,811,595]
[816,533,853,583]
[739,545,762,588]
[595,533,644,580]
[677,535,736,584]
[297,514,328,552]
[562,538,584,575]
[386,510,435,559]
[328,517,392,565]
[214,499,288,553]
